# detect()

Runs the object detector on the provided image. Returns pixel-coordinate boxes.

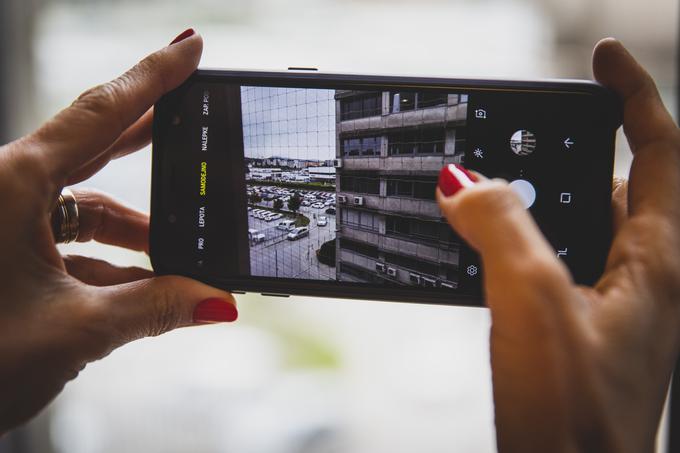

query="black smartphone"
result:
[150,69,621,306]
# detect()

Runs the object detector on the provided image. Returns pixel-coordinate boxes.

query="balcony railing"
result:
[337,103,467,133]
[338,191,442,219]
[338,225,459,266]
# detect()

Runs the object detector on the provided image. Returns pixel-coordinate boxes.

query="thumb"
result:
[96,275,238,341]
[436,164,573,312]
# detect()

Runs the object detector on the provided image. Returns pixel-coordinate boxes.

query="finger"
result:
[95,276,238,343]
[33,29,202,185]
[64,255,152,286]
[436,165,574,318]
[71,188,149,253]
[611,177,628,234]
[593,38,680,221]
[68,108,154,184]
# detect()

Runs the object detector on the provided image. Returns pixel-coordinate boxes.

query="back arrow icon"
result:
[564,138,574,149]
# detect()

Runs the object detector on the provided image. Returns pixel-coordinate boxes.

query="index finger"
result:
[32,29,202,184]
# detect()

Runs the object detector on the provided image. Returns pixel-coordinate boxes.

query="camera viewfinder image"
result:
[241,86,468,289]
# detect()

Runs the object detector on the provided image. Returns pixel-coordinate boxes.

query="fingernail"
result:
[438,164,477,197]
[170,28,195,46]
[193,298,238,324]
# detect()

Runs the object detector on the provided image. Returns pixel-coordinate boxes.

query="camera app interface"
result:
[178,80,613,295]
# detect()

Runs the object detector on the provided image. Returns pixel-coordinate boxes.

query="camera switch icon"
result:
[560,192,572,204]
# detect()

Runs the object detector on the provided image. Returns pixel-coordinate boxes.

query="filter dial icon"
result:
[510,130,537,156]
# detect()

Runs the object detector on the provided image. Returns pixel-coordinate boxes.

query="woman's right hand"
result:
[437,39,680,453]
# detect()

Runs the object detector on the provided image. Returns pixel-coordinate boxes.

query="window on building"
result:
[384,253,439,277]
[418,92,448,109]
[443,224,462,245]
[344,138,361,156]
[386,177,437,200]
[413,181,437,199]
[412,219,438,239]
[340,263,387,284]
[340,93,382,120]
[340,174,380,194]
[388,128,445,155]
[390,92,448,113]
[340,208,380,231]
[361,136,379,156]
[391,92,416,112]
[419,128,445,154]
[385,216,459,247]
[385,217,410,236]
[341,135,380,157]
[339,238,379,258]
[454,127,466,154]
[443,264,459,281]
[390,180,412,197]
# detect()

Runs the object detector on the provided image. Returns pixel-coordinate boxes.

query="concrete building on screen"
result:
[334,90,468,288]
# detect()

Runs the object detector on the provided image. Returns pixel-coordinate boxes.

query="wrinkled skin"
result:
[0,32,235,433]
[437,39,680,452]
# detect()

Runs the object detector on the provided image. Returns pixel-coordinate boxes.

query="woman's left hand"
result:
[0,29,237,434]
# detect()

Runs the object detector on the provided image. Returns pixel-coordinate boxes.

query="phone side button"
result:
[261,293,290,298]
[231,291,246,295]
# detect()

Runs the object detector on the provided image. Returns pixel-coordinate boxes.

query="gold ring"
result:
[51,188,79,244]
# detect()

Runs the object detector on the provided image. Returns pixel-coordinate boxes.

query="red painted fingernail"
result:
[170,28,195,45]
[438,164,477,197]
[193,298,238,324]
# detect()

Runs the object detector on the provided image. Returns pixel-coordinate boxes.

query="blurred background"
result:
[0,0,676,452]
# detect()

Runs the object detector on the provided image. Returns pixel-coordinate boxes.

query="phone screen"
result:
[152,74,617,304]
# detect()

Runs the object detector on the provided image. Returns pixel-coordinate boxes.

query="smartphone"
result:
[150,69,621,306]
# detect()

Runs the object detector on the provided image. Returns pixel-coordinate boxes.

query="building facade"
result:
[334,90,467,288]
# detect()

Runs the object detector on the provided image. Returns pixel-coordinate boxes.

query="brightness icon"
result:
[473,148,484,159]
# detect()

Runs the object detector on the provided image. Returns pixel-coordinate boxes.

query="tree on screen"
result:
[287,194,302,213]
[273,198,283,211]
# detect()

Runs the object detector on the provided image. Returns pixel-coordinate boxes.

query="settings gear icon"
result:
[466,265,479,277]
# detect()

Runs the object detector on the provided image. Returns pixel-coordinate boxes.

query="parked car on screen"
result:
[317,216,328,227]
[249,229,265,244]
[325,207,336,215]
[277,220,296,231]
[287,227,309,240]
[270,213,283,221]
